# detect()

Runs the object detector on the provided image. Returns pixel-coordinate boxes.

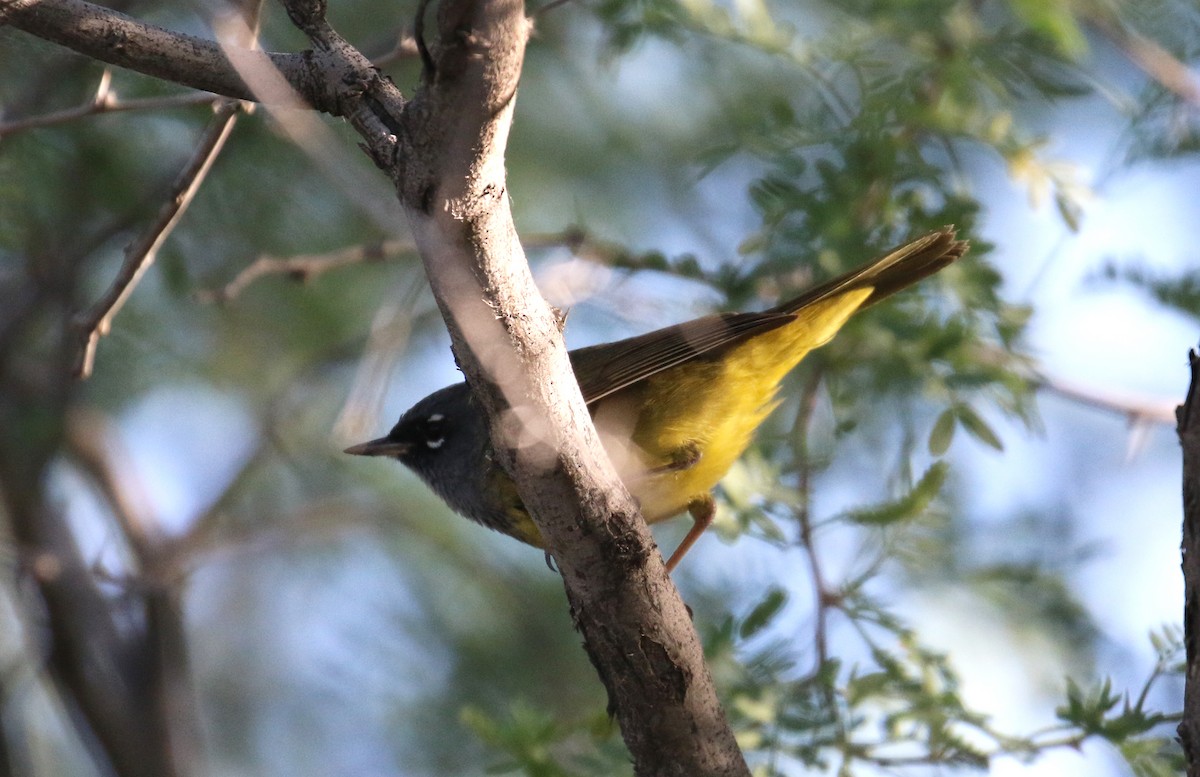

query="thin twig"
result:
[1091,18,1200,108]
[62,408,164,566]
[196,229,587,303]
[370,30,420,67]
[793,367,833,674]
[1037,370,1176,426]
[414,0,436,79]
[213,10,403,232]
[158,435,273,578]
[334,277,432,442]
[972,341,1175,439]
[0,74,221,139]
[71,100,242,379]
[196,239,416,303]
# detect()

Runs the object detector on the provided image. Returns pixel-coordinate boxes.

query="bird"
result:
[346,226,968,571]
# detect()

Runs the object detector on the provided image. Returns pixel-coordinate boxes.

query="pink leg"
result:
[664,493,715,572]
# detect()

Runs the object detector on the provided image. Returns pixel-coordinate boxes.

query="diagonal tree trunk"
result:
[2,0,751,772]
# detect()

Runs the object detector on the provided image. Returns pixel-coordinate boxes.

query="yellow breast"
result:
[602,287,873,522]
[498,286,875,549]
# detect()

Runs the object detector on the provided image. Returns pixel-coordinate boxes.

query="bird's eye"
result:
[424,413,445,449]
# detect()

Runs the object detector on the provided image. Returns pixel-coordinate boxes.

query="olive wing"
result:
[570,311,793,405]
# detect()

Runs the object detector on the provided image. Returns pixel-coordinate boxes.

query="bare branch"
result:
[0,449,180,777]
[1176,346,1200,771]
[335,294,424,441]
[3,0,408,172]
[1038,372,1175,424]
[4,0,410,156]
[0,69,222,138]
[370,29,420,67]
[195,229,591,304]
[1091,18,1200,108]
[210,9,403,229]
[793,368,834,676]
[62,408,164,565]
[1,0,331,108]
[59,409,205,773]
[976,342,1175,429]
[158,434,273,578]
[197,239,415,303]
[72,100,242,379]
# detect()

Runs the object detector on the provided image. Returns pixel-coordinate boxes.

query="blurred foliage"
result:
[0,0,1194,775]
[1100,262,1200,321]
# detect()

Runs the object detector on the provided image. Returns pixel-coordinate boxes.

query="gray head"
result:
[344,382,499,526]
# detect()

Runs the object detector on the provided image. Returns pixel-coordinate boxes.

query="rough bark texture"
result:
[3,0,303,104]
[383,1,750,773]
[1179,347,1200,775]
[4,0,752,774]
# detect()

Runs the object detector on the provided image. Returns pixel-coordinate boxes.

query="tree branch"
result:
[63,408,163,564]
[1090,16,1200,108]
[1177,346,1200,775]
[1040,372,1176,427]
[196,239,414,303]
[793,368,833,676]
[371,0,749,771]
[72,99,241,378]
[61,408,204,775]
[1,0,322,106]
[0,68,222,138]
[0,430,180,777]
[194,229,587,303]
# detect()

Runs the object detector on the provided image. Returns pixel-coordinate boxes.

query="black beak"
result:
[344,437,411,457]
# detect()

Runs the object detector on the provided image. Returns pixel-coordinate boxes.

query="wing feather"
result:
[570,226,968,405]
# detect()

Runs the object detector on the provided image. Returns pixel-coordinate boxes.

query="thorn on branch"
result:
[550,305,568,332]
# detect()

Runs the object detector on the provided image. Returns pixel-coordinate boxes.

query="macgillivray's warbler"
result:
[346,226,968,571]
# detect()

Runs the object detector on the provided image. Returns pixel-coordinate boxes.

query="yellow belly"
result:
[503,287,873,547]
[617,360,778,522]
[602,287,874,522]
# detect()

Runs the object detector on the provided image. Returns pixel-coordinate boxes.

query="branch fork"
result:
[7,0,752,772]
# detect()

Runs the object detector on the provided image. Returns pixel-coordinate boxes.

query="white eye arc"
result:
[424,413,445,449]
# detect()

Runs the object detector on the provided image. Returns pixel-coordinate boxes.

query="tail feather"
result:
[774,226,968,315]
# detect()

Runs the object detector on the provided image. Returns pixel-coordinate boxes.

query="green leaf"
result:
[1055,189,1083,232]
[1009,0,1088,58]
[928,408,957,455]
[737,231,767,256]
[739,588,788,639]
[845,671,891,704]
[1056,677,1121,732]
[1119,736,1186,777]
[845,461,949,526]
[956,404,1004,451]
